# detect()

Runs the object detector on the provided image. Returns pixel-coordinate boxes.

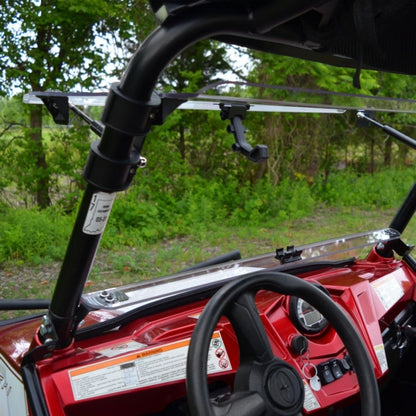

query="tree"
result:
[0,0,154,207]
[157,41,237,162]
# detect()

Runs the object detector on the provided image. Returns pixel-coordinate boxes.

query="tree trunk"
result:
[179,123,185,159]
[369,137,375,174]
[383,137,392,167]
[30,106,51,208]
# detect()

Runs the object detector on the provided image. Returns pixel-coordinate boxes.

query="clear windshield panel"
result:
[197,81,416,114]
[296,228,401,262]
[82,228,401,313]
[24,83,416,114]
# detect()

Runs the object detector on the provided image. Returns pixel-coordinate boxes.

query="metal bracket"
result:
[38,93,104,136]
[357,111,416,150]
[220,102,269,163]
[40,95,69,125]
[275,246,303,264]
[376,239,414,258]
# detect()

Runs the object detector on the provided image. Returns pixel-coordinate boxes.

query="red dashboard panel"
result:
[26,256,416,415]
[0,250,414,416]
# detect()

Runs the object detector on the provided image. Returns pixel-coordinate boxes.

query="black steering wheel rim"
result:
[186,271,380,416]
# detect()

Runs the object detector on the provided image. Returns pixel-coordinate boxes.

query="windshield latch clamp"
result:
[275,246,303,264]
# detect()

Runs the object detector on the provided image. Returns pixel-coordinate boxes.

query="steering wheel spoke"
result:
[227,291,275,364]
[212,391,266,416]
[186,271,380,416]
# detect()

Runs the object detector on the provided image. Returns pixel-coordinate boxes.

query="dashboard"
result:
[29,235,416,416]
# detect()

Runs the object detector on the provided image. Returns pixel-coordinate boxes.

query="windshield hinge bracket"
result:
[376,239,414,258]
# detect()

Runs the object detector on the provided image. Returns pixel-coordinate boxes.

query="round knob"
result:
[290,335,308,356]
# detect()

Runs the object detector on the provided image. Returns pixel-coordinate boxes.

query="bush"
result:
[0,206,72,264]
[316,168,415,209]
[1,166,415,266]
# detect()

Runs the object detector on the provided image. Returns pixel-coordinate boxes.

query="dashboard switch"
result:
[340,357,351,373]
[317,363,335,385]
[329,360,343,379]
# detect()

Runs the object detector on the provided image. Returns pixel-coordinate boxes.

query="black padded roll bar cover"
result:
[101,83,162,136]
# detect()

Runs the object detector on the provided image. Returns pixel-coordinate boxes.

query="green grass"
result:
[81,204,416,286]
[3,163,416,321]
[0,206,406,293]
[2,204,416,320]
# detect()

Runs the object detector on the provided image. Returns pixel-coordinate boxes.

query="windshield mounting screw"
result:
[39,314,58,345]
[138,156,147,168]
[376,242,385,251]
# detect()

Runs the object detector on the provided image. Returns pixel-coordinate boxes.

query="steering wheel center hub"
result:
[266,365,303,409]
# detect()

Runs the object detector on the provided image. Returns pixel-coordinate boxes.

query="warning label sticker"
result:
[69,332,231,401]
[303,380,321,411]
[83,192,116,235]
[371,272,404,311]
[0,354,29,416]
[96,340,148,358]
[374,344,388,374]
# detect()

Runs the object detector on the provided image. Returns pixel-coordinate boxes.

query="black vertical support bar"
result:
[45,6,255,349]
[47,0,321,349]
[48,185,104,346]
[389,181,416,234]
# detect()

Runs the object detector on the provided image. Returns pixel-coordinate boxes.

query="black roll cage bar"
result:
[39,3,297,351]
[27,6,226,350]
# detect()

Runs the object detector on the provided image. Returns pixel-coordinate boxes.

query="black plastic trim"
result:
[0,312,43,328]
[21,355,51,416]
[0,299,49,311]
[101,84,161,136]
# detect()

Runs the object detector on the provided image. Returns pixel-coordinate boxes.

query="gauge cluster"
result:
[288,283,330,335]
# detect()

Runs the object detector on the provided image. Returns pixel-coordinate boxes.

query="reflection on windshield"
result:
[298,228,401,261]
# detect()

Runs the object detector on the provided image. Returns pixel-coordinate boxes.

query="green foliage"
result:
[316,168,416,210]
[0,99,91,209]
[244,52,416,182]
[2,3,416,267]
[1,165,415,267]
[104,166,414,250]
[0,206,72,264]
[0,0,156,208]
[0,0,150,93]
[160,40,231,91]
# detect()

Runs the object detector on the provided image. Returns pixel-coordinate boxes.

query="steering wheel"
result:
[186,271,380,416]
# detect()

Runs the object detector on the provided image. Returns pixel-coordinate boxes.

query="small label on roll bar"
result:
[83,192,116,235]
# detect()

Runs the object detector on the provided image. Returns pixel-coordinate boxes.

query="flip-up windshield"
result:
[80,228,401,316]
